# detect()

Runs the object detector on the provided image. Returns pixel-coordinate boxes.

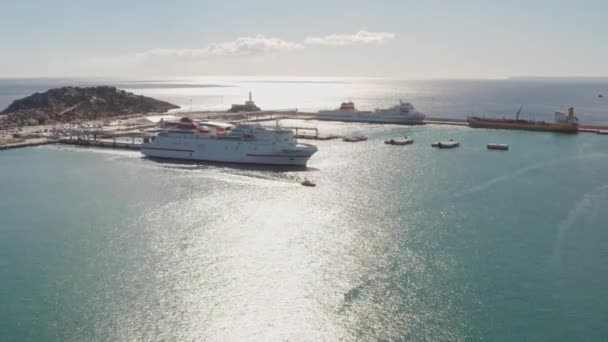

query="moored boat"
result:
[487,143,509,150]
[384,137,414,145]
[318,101,425,124]
[432,139,459,148]
[342,135,367,142]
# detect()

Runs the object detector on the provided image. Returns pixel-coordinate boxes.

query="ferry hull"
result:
[468,119,578,133]
[141,143,317,166]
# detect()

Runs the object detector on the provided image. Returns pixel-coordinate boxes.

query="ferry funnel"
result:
[568,107,575,119]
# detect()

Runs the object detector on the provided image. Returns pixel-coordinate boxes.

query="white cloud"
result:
[133,31,395,60]
[304,30,396,46]
[137,35,302,59]
[80,30,396,76]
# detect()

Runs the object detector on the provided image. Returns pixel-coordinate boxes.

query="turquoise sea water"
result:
[1,121,607,341]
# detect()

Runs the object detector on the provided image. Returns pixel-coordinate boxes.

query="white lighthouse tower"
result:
[245,91,255,106]
[228,90,261,112]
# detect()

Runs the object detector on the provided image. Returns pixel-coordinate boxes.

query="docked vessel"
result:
[317,101,425,124]
[141,118,318,166]
[468,106,579,133]
[487,143,509,150]
[342,135,367,142]
[431,139,459,148]
[385,137,414,145]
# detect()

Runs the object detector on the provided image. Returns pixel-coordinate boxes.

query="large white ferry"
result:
[317,101,425,124]
[141,118,318,166]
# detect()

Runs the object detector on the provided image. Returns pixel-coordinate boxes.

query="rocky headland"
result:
[0,86,179,128]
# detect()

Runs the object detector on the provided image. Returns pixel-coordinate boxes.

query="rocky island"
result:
[0,86,179,128]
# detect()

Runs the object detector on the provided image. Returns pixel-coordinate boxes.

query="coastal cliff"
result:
[0,86,179,127]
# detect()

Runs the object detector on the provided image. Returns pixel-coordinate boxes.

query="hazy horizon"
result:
[3,75,608,82]
[2,0,608,79]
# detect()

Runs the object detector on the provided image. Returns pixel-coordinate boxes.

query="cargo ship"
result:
[467,106,579,133]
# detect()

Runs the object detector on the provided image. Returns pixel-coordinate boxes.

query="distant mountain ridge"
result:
[509,76,608,82]
[0,86,179,127]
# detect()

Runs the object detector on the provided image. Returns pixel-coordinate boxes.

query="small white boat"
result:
[342,135,367,142]
[487,143,509,150]
[431,139,459,148]
[385,137,414,145]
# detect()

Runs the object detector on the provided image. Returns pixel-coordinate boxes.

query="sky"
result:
[0,0,607,79]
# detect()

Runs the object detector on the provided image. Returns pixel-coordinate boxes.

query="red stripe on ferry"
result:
[142,147,194,153]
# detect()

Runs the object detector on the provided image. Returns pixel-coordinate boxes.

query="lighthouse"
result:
[245,91,255,106]
[228,90,261,113]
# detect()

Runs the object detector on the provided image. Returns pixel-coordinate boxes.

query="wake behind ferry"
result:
[141,118,318,166]
[317,101,425,124]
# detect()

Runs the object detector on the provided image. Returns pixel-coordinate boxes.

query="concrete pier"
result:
[59,139,142,151]
[0,139,57,150]
[59,137,142,150]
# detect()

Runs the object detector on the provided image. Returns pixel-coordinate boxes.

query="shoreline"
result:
[1,113,607,152]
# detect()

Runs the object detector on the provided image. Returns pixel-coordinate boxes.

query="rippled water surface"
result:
[1,122,608,341]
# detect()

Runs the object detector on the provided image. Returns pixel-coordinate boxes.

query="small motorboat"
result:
[301,179,316,187]
[385,137,413,145]
[487,143,509,150]
[343,135,367,142]
[431,139,459,148]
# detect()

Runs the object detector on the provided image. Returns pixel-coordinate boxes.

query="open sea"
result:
[1,78,608,341]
